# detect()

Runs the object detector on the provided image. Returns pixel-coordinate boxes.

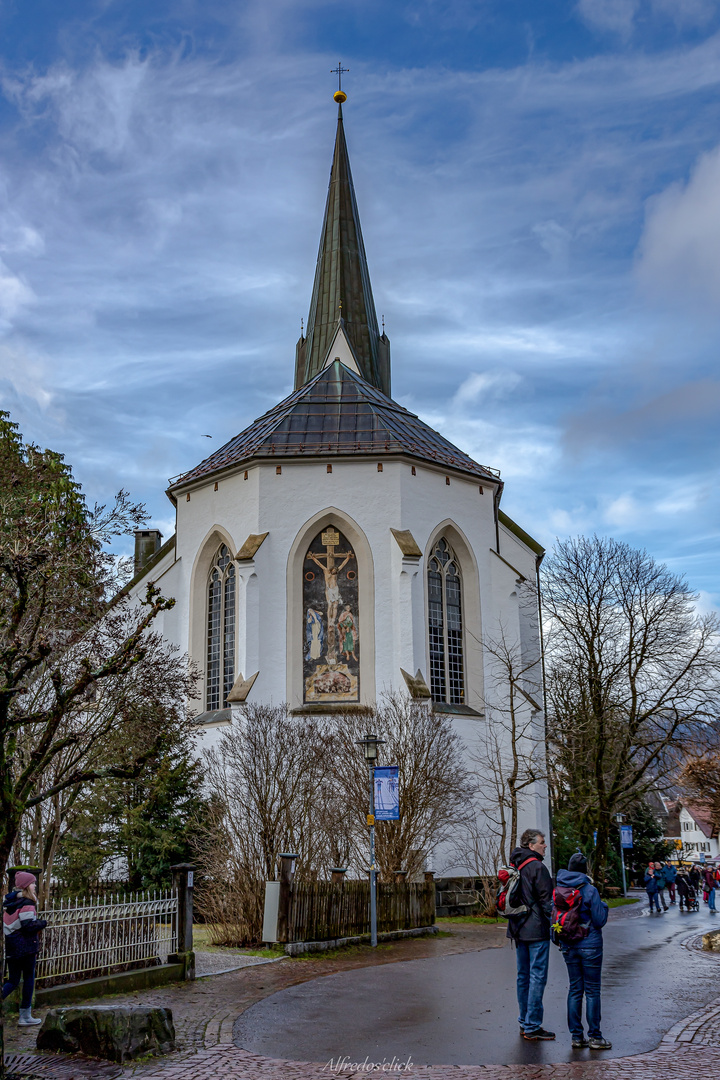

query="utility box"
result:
[262,881,281,944]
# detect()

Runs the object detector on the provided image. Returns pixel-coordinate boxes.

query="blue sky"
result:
[1,0,720,605]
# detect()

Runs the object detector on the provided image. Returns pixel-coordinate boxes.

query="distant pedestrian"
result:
[664,861,677,905]
[507,829,555,1041]
[2,871,47,1026]
[644,865,662,913]
[690,864,701,891]
[554,853,611,1051]
[677,870,690,911]
[653,862,668,911]
[703,865,717,913]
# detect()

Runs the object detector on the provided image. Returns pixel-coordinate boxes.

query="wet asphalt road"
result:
[233,899,720,1066]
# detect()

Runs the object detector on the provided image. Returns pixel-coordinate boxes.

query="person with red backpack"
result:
[554,853,610,1051]
[505,829,555,1042]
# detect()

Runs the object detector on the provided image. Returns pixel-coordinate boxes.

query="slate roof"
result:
[170,360,500,490]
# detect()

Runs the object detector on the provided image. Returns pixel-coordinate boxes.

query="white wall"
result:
[129,452,547,875]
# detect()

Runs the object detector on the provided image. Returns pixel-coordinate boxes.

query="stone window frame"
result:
[206,543,236,711]
[427,536,465,706]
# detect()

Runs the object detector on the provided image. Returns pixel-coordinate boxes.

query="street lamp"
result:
[615,813,627,897]
[357,733,385,946]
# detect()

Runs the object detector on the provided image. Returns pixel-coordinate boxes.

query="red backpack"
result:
[551,885,589,945]
[497,857,536,918]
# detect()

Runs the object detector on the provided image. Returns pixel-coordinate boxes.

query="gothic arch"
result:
[423,520,483,713]
[189,525,238,711]
[286,508,375,710]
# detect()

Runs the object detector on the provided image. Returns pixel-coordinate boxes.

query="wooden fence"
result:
[287,880,434,943]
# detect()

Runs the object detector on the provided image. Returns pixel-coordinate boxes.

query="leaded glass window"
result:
[206,544,236,710]
[427,538,465,705]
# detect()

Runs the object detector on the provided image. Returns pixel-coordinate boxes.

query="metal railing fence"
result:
[36,890,178,988]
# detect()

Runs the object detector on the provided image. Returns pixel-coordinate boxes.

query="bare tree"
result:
[330,694,475,881]
[193,703,336,943]
[543,534,720,889]
[0,412,196,1071]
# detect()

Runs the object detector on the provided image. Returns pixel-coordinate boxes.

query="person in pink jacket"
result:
[2,871,47,1025]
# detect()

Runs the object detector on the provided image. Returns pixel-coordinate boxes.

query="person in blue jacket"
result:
[557,853,611,1051]
[644,864,661,912]
[653,862,669,911]
[663,860,677,905]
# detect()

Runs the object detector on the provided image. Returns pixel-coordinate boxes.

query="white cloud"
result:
[453,369,521,406]
[577,0,716,37]
[636,143,720,311]
[0,260,34,321]
[576,0,639,37]
[4,57,149,160]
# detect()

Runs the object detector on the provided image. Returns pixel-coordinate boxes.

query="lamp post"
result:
[357,733,385,947]
[616,813,628,897]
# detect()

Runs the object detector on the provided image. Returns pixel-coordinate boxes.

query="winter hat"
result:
[13,871,36,890]
[568,853,588,874]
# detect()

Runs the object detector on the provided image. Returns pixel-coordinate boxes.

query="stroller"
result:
[683,882,700,912]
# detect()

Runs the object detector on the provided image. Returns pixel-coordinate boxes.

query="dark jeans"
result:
[710,888,716,911]
[647,890,661,911]
[561,943,603,1039]
[515,939,550,1032]
[2,954,36,1009]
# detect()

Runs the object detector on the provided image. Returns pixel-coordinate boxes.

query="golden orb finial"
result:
[334,89,347,104]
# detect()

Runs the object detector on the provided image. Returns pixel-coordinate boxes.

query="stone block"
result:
[702,929,720,951]
[37,1005,175,1062]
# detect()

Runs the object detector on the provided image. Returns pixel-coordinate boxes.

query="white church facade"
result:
[129,96,550,875]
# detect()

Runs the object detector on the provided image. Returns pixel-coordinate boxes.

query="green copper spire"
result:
[294,104,390,394]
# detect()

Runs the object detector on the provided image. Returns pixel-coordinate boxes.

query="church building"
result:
[129,90,550,874]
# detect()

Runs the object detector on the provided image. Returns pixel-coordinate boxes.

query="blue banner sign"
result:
[374,766,399,821]
[621,825,633,849]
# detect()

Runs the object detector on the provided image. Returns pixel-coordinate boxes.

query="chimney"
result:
[134,529,163,576]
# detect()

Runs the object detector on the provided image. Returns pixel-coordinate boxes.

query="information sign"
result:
[620,825,633,849]
[373,766,399,821]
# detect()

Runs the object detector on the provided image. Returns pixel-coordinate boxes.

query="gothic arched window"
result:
[427,537,465,705]
[206,544,236,710]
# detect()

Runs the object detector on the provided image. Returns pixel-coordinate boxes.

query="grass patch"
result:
[192,924,284,956]
[436,915,502,925]
[607,897,640,908]
[291,942,397,961]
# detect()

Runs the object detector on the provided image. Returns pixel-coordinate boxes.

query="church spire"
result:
[294,95,391,395]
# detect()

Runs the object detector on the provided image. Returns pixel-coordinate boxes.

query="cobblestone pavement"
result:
[8,910,720,1080]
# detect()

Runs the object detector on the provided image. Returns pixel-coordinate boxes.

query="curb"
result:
[662,995,720,1045]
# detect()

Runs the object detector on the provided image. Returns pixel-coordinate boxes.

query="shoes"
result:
[588,1037,612,1050]
[662,906,669,911]
[572,1037,589,1049]
[523,1029,556,1041]
[18,1008,42,1027]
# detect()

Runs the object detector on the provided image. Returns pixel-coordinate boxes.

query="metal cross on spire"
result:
[331,62,349,92]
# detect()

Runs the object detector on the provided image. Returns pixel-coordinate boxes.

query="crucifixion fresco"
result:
[303,526,359,702]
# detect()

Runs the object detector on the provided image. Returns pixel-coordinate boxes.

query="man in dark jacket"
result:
[663,861,677,905]
[556,853,611,1050]
[508,828,555,1041]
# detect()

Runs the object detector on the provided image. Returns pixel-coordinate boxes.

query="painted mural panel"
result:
[303,526,359,703]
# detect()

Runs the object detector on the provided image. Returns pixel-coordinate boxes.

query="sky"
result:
[1,0,719,605]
